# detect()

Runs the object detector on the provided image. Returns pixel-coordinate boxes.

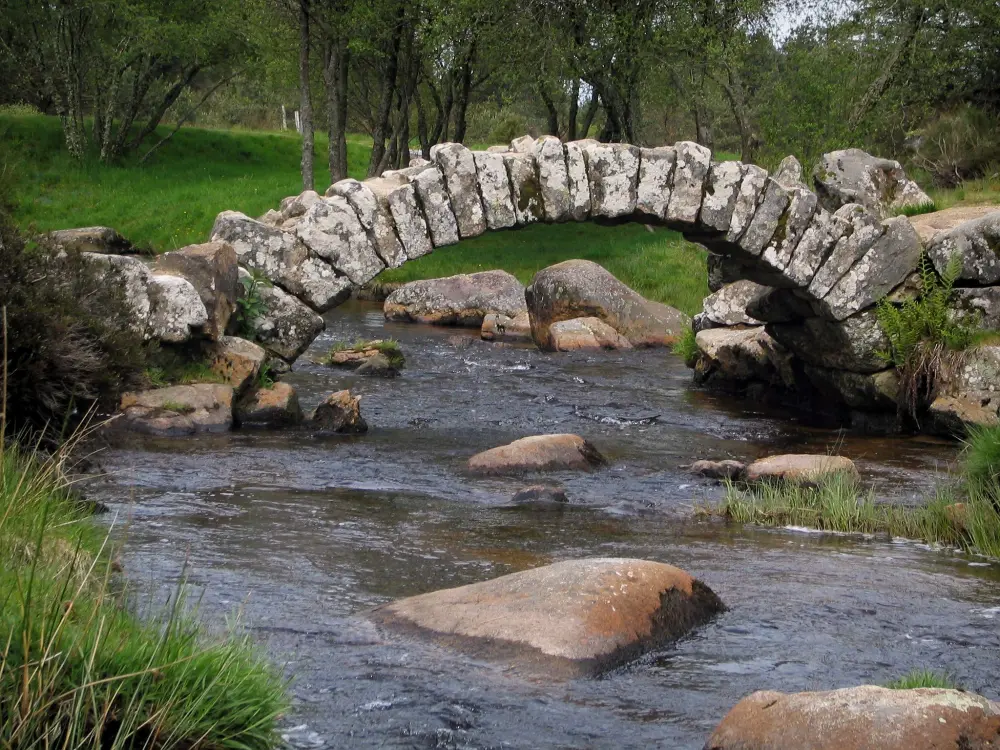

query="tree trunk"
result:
[539,85,559,136]
[323,34,350,181]
[567,78,580,141]
[693,98,714,151]
[367,3,404,177]
[579,93,599,139]
[720,66,760,163]
[415,87,431,158]
[298,0,315,190]
[451,41,475,144]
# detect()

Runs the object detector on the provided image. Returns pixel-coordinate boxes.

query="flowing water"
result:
[93,300,1000,749]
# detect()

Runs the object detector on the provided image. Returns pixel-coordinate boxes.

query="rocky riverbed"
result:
[90,300,1000,748]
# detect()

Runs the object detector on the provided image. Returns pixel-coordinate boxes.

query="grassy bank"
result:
[0,441,287,747]
[719,428,1000,559]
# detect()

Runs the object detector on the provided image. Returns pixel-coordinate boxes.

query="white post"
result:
[294,110,301,134]
[281,104,287,130]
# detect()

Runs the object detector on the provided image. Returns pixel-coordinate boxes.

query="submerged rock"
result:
[525,259,689,349]
[384,270,527,326]
[468,434,606,475]
[356,352,399,378]
[372,558,725,677]
[510,485,570,507]
[311,390,367,434]
[744,454,858,484]
[118,384,234,436]
[548,317,633,351]
[689,460,746,480]
[236,382,303,428]
[705,686,1000,750]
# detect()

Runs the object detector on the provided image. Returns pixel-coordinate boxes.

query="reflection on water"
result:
[93,300,999,749]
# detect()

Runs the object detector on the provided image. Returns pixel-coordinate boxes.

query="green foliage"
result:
[160,400,196,414]
[891,201,937,217]
[0,441,287,748]
[912,106,1000,188]
[876,254,977,417]
[885,670,959,690]
[962,424,1000,486]
[487,113,529,145]
[145,347,227,387]
[236,269,273,338]
[255,359,275,390]
[0,206,146,439]
[672,327,699,366]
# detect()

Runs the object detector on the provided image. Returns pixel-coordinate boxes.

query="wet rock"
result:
[635,146,676,219]
[926,210,1000,286]
[510,485,569,506]
[819,216,923,321]
[699,161,744,232]
[118,384,234,436]
[385,162,460,247]
[206,336,266,393]
[549,317,633,351]
[689,460,746,480]
[147,274,208,343]
[431,143,486,238]
[323,342,390,368]
[694,327,786,384]
[210,211,352,312]
[772,154,807,190]
[813,148,933,218]
[47,226,135,254]
[468,434,606,475]
[481,311,532,343]
[908,204,1000,243]
[701,281,768,326]
[526,260,689,349]
[294,196,385,285]
[744,454,859,484]
[372,558,725,677]
[472,152,517,230]
[325,178,407,268]
[803,365,899,410]
[237,267,325,363]
[156,241,238,339]
[384,271,527,327]
[236,382,303,428]
[502,152,544,225]
[926,393,1000,437]
[583,142,640,218]
[356,352,399,378]
[768,309,890,374]
[533,135,572,222]
[666,141,711,224]
[311,390,367,434]
[564,140,595,220]
[705,685,1000,750]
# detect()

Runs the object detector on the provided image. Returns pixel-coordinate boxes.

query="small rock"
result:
[510,485,570,506]
[311,390,367,434]
[705,685,1000,750]
[772,155,807,190]
[689,460,746,480]
[236,382,303,428]
[549,317,633,351]
[356,352,399,377]
[206,336,266,393]
[744,454,859,484]
[481,311,532,342]
[468,434,606,475]
[118,384,234,436]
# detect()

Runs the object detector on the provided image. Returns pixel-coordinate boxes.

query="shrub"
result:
[876,254,976,418]
[487,113,530,146]
[912,106,1000,188]
[235,269,271,338]
[0,207,147,439]
[672,327,699,367]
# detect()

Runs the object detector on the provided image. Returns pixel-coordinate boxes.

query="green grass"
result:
[885,669,959,690]
[0,440,287,748]
[926,173,1000,211]
[380,222,709,314]
[962,424,1000,486]
[672,327,699,366]
[892,200,937,217]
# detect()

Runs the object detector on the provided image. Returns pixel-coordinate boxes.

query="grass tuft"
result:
[961,423,1000,486]
[672,327,699,366]
[892,201,937,217]
[885,669,959,690]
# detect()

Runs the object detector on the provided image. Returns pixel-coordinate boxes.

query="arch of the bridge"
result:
[211,136,920,325]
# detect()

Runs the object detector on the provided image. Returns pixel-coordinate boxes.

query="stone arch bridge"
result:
[211,135,921,329]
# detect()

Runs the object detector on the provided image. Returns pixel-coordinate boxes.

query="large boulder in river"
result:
[468,434,606,475]
[525,260,689,349]
[372,558,725,677]
[549,317,633,351]
[745,454,859,484]
[237,267,324,363]
[384,270,527,326]
[694,327,795,388]
[310,390,367,434]
[705,686,1000,750]
[205,336,266,393]
[236,382,302,428]
[118,384,234,436]
[156,241,238,339]
[926,210,1000,286]
[812,148,932,218]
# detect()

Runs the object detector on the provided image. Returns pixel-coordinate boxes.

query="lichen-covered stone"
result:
[147,275,208,343]
[533,135,572,222]
[635,146,676,219]
[431,142,487,238]
[772,154,807,190]
[473,152,517,229]
[564,140,595,221]
[206,336,266,393]
[952,287,1000,329]
[384,270,527,327]
[701,280,768,326]
[385,163,460,247]
[739,179,791,256]
[784,208,849,288]
[236,382,303,428]
[326,178,406,268]
[238,267,325,362]
[82,253,153,328]
[926,211,1000,286]
[665,141,711,224]
[807,204,883,299]
[707,253,750,292]
[295,196,384,285]
[156,241,238,340]
[119,384,234,436]
[699,161,744,232]
[813,148,933,218]
[760,187,818,272]
[310,389,367,434]
[583,142,640,218]
[364,176,434,260]
[503,152,545,224]
[768,309,890,373]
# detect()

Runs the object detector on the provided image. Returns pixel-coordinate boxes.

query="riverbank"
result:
[0,439,287,747]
